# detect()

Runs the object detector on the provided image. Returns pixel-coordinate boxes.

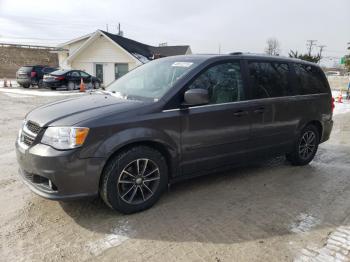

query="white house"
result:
[56,30,192,85]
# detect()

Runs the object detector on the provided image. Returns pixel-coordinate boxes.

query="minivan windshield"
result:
[107,57,200,102]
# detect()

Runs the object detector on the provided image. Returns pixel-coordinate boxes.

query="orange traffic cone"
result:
[79,78,85,92]
[337,91,343,103]
[4,78,8,87]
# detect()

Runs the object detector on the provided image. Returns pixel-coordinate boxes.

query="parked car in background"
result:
[43,69,102,90]
[16,65,57,88]
[16,54,333,214]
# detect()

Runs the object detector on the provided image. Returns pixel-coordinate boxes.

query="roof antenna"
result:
[118,23,123,36]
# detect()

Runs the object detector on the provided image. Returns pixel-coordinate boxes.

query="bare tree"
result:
[265,38,280,56]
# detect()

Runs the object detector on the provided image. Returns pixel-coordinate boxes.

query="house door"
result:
[95,64,104,83]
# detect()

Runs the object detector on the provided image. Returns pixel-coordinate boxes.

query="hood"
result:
[26,93,145,127]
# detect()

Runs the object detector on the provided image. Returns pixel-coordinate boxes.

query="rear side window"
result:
[248,62,292,98]
[294,64,329,94]
[188,62,244,104]
[80,71,90,77]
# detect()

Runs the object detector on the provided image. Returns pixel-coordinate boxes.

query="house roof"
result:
[57,33,93,47]
[100,30,190,60]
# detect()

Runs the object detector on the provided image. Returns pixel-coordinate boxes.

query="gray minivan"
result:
[16,54,333,213]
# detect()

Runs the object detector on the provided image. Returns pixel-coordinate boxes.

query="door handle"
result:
[253,107,265,114]
[233,110,248,117]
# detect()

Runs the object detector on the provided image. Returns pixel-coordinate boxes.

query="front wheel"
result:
[286,125,320,166]
[100,146,168,214]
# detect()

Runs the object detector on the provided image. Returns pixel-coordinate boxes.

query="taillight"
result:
[54,76,65,81]
[331,97,335,111]
[30,71,37,78]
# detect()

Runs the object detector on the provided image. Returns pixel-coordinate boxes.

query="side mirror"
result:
[183,89,209,106]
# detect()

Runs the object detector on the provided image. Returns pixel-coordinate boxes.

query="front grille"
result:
[22,134,34,146]
[19,120,41,147]
[26,121,41,134]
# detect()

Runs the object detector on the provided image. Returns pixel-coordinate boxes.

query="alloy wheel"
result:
[117,159,161,205]
[298,130,316,160]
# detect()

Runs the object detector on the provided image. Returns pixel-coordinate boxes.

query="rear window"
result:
[248,61,293,98]
[19,66,33,72]
[51,70,69,76]
[42,67,57,73]
[294,64,329,94]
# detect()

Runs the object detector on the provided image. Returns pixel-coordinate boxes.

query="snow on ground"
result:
[0,87,84,97]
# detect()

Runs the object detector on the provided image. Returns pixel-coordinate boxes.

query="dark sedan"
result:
[43,70,102,90]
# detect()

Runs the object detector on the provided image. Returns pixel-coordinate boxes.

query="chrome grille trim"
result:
[26,121,41,134]
[19,120,41,148]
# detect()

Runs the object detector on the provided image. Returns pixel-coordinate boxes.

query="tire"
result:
[286,124,320,166]
[67,81,75,90]
[94,82,100,89]
[23,83,30,88]
[100,146,168,214]
[50,87,57,90]
[38,79,44,88]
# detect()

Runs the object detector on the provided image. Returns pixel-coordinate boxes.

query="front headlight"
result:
[41,127,89,150]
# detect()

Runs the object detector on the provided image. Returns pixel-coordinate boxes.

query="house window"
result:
[115,63,129,79]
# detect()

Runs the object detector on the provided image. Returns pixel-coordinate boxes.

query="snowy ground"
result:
[1,93,350,262]
[0,79,91,97]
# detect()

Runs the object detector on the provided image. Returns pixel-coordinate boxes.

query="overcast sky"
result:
[0,0,349,66]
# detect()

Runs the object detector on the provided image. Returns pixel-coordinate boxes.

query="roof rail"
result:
[229,52,243,55]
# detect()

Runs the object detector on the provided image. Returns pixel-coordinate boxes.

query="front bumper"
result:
[15,141,105,200]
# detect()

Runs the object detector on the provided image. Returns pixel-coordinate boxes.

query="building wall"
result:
[58,52,69,69]
[0,45,58,78]
[69,36,141,85]
[68,38,87,54]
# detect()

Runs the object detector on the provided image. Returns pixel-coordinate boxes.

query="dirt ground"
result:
[1,90,350,262]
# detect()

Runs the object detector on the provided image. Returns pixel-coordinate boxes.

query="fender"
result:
[93,127,181,177]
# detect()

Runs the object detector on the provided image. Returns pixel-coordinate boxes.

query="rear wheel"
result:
[67,81,75,90]
[286,125,320,166]
[38,79,44,88]
[23,83,30,88]
[100,146,168,214]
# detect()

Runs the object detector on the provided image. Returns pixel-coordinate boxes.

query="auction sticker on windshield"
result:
[172,62,193,67]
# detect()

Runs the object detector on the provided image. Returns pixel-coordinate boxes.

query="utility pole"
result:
[218,43,221,54]
[318,45,326,61]
[306,40,317,56]
[118,23,121,35]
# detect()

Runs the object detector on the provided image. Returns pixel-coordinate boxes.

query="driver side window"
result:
[188,62,244,104]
